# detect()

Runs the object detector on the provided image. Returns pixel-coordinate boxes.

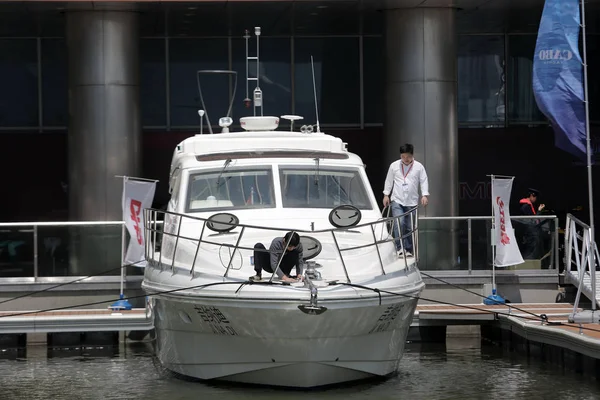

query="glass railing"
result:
[0,215,558,280]
[0,222,124,279]
[417,215,559,272]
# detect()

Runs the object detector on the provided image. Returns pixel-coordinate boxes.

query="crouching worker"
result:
[250,231,304,282]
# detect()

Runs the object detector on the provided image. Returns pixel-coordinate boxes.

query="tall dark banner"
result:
[533,0,589,160]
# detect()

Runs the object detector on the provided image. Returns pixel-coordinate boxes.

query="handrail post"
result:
[33,225,38,281]
[399,214,408,269]
[224,226,245,278]
[553,217,559,271]
[191,221,207,277]
[468,218,472,274]
[412,208,419,262]
[143,209,148,262]
[170,215,183,273]
[330,230,351,283]
[152,210,159,266]
[143,209,148,261]
[370,224,385,275]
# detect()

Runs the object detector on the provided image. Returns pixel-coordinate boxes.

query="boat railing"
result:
[142,206,420,283]
[0,214,560,281]
[564,213,599,314]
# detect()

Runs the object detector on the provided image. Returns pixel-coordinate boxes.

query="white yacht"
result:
[141,27,425,388]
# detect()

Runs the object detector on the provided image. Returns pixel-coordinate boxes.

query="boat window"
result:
[279,167,372,210]
[186,168,275,212]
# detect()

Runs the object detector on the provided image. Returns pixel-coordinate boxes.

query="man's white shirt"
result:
[383,159,429,207]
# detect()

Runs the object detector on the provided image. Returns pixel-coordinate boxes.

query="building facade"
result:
[2,0,600,226]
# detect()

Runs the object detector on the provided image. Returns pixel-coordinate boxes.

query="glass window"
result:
[363,10,384,35]
[169,39,229,127]
[41,39,67,127]
[363,36,384,124]
[293,2,359,35]
[294,38,360,125]
[229,3,292,36]
[0,39,38,127]
[457,35,506,124]
[140,8,165,37]
[231,38,292,126]
[141,38,167,126]
[507,35,546,123]
[279,167,372,210]
[186,168,275,212]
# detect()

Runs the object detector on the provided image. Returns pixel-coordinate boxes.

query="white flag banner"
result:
[122,177,157,267]
[492,177,524,267]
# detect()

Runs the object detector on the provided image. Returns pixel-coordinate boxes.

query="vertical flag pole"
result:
[111,175,132,312]
[491,175,497,294]
[485,174,516,305]
[581,0,596,310]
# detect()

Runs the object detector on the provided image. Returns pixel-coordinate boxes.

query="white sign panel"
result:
[122,177,157,267]
[491,177,524,267]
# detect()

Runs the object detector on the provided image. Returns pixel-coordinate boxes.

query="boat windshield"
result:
[186,167,275,212]
[279,167,372,210]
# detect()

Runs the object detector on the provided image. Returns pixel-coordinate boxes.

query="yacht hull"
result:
[150,293,420,388]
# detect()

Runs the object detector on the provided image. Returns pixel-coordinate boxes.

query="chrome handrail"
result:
[143,206,420,283]
[0,214,560,283]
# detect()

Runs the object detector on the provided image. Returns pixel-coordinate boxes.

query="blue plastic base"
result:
[110,294,133,311]
[483,289,506,305]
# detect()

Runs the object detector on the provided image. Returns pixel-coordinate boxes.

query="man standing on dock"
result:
[383,143,429,257]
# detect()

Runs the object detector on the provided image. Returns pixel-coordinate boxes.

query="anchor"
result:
[298,273,327,315]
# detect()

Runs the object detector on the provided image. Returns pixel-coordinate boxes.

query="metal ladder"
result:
[243,27,263,117]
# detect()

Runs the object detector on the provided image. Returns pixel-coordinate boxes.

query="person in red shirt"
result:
[519,188,545,215]
[518,188,546,259]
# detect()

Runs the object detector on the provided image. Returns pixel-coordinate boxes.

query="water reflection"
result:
[0,339,598,400]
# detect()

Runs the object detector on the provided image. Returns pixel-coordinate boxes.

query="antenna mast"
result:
[310,55,321,133]
[244,27,263,116]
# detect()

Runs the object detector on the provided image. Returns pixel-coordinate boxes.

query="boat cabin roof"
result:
[172,129,363,171]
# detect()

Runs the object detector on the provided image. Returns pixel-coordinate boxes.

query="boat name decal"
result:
[369,304,404,334]
[194,305,238,336]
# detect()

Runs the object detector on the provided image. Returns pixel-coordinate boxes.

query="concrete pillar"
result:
[66,8,141,274]
[67,9,141,221]
[384,8,459,269]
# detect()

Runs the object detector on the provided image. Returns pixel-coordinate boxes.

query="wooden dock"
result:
[414,302,576,325]
[0,308,152,334]
[0,302,599,364]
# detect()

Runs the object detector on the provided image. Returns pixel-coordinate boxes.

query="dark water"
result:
[0,338,598,400]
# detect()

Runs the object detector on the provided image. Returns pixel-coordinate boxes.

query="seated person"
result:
[250,231,305,282]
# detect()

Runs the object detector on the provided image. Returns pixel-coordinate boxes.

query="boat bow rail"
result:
[142,206,420,286]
